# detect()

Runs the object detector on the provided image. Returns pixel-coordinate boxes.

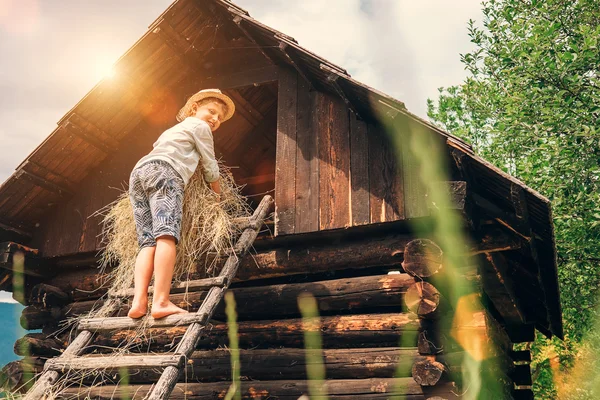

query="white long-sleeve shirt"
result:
[133,117,220,185]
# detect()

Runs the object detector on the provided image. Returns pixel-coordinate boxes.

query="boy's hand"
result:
[210,179,221,201]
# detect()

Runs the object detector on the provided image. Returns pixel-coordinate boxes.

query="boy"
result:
[127,88,235,319]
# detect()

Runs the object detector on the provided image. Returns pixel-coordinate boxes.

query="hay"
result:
[98,165,251,300]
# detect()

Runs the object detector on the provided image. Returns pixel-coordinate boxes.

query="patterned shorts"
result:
[129,160,185,248]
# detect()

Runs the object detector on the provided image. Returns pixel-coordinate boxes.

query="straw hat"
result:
[176,88,236,122]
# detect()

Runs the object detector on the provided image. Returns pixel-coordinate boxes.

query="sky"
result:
[0,0,484,187]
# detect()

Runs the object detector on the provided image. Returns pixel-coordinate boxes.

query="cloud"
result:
[236,0,483,117]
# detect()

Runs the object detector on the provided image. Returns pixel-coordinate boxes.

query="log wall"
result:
[5,232,535,399]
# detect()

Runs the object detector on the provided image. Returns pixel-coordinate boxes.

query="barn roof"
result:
[0,0,561,338]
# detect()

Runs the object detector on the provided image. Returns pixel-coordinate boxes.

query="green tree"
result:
[427,0,600,398]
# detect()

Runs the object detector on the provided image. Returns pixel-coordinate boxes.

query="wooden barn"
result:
[0,0,562,399]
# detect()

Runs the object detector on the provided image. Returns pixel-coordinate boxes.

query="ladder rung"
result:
[45,354,185,372]
[109,276,227,298]
[78,312,209,332]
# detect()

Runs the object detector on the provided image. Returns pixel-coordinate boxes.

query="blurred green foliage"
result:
[427,0,600,398]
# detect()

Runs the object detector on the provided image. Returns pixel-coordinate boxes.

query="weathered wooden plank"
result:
[295,78,319,232]
[274,66,298,235]
[350,115,370,225]
[369,123,404,223]
[319,94,351,230]
[400,117,429,219]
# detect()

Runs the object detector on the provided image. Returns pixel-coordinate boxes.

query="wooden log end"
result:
[402,239,443,277]
[29,283,70,308]
[0,358,44,393]
[404,281,440,316]
[412,359,446,386]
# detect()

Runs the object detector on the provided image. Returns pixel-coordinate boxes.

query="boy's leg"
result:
[128,246,155,318]
[151,235,186,319]
[128,165,156,319]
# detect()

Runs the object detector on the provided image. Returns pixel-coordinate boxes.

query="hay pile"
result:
[98,166,251,299]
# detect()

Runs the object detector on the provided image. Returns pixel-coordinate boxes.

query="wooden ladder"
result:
[24,195,273,400]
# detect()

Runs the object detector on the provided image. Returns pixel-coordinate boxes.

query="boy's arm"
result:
[191,122,220,188]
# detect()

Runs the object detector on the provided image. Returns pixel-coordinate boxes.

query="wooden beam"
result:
[14,169,73,197]
[28,273,416,327]
[21,161,76,194]
[224,89,262,126]
[153,18,211,74]
[62,120,116,155]
[321,64,362,119]
[34,348,474,385]
[232,14,277,64]
[25,313,423,356]
[479,253,526,325]
[278,41,315,90]
[195,65,279,90]
[275,34,347,74]
[56,378,459,400]
[0,221,32,240]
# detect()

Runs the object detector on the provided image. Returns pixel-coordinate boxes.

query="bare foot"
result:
[151,301,187,319]
[128,298,148,319]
